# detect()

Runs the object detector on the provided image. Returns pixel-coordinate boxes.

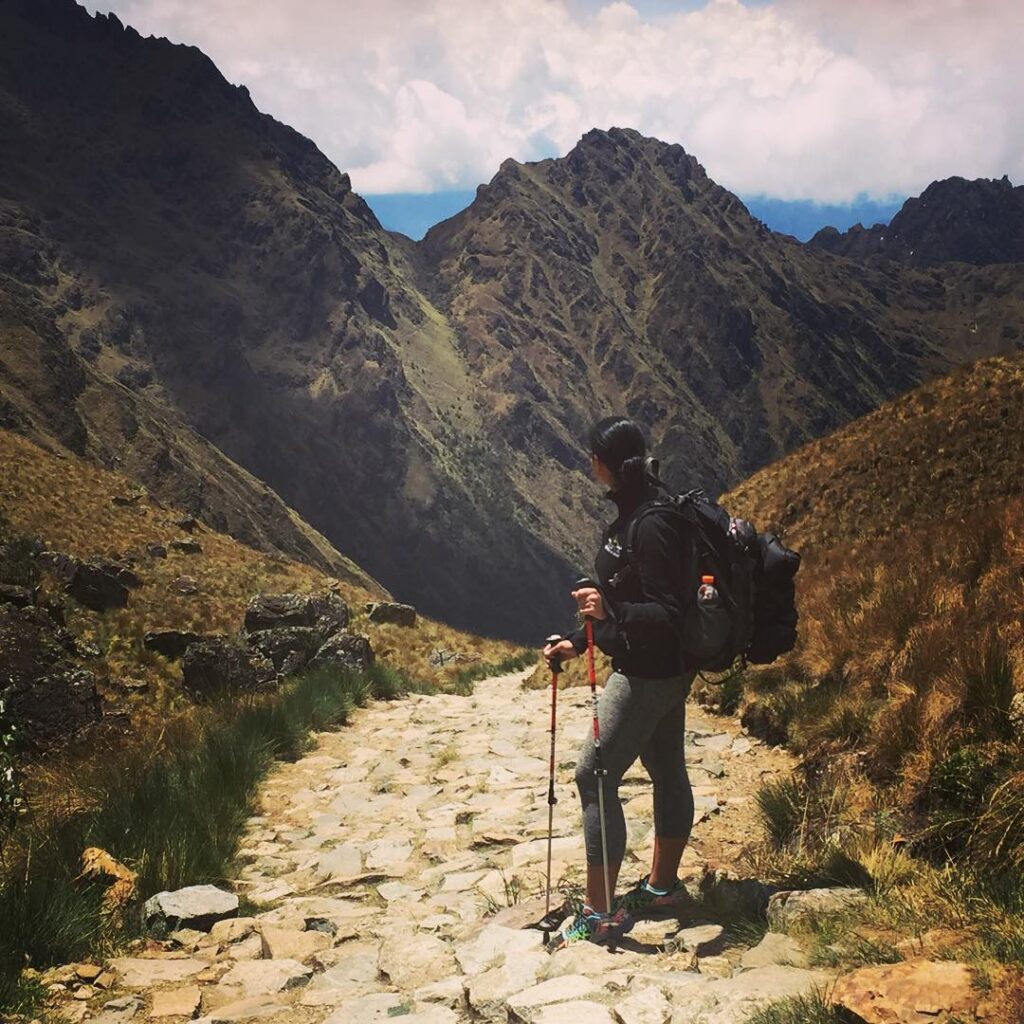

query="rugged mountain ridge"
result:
[1,0,574,640]
[810,175,1024,265]
[2,0,1024,640]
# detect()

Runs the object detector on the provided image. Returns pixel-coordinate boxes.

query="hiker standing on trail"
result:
[542,416,697,950]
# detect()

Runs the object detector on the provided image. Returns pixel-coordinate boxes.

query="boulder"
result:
[309,632,374,675]
[111,493,143,508]
[143,885,239,937]
[169,575,198,595]
[245,592,349,639]
[366,602,417,627]
[740,931,809,969]
[181,638,277,701]
[0,583,35,608]
[311,592,350,638]
[767,887,869,931]
[176,516,199,534]
[0,604,102,752]
[246,626,322,675]
[147,543,168,559]
[144,629,205,661]
[428,649,472,668]
[672,923,724,954]
[245,593,318,633]
[1,667,102,754]
[170,540,203,555]
[830,959,979,1023]
[0,603,80,676]
[65,560,133,611]
[37,549,77,579]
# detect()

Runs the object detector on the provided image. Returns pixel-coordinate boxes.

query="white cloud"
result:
[90,0,1024,200]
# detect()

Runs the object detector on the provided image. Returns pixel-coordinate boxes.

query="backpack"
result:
[623,489,800,673]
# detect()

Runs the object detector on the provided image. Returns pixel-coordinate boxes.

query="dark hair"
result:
[588,416,648,488]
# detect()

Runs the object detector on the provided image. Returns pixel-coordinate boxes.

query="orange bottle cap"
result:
[701,575,715,584]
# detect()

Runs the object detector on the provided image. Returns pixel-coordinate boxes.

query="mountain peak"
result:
[810,174,1024,265]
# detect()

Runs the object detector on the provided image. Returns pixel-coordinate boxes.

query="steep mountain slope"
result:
[0,0,574,640]
[0,424,524,725]
[725,350,1024,559]
[2,0,1024,642]
[0,284,380,591]
[810,175,1024,265]
[721,352,1024,817]
[421,128,1022,564]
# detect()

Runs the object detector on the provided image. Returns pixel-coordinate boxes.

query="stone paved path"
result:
[78,670,833,1024]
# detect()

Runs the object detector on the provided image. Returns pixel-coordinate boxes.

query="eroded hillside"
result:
[2,0,1023,643]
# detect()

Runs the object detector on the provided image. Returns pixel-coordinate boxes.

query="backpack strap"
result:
[613,492,700,589]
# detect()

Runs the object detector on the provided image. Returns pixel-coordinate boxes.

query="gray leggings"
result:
[574,670,695,867]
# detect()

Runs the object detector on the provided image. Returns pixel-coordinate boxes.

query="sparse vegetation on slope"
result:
[0,427,532,1014]
[706,353,1024,1004]
[0,664,397,1012]
[4,2,1024,642]
[0,426,527,712]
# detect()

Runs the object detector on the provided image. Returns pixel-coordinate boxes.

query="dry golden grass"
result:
[715,352,1024,871]
[0,426,528,716]
[741,501,1023,802]
[725,351,1024,562]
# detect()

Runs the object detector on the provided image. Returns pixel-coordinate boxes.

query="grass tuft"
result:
[449,649,536,696]
[0,665,378,1008]
[746,988,842,1024]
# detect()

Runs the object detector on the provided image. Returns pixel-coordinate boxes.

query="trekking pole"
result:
[576,577,613,918]
[542,635,564,943]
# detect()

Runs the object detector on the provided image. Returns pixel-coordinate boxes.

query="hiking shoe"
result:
[615,875,693,917]
[546,905,634,952]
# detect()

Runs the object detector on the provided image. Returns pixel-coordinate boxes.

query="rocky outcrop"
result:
[0,583,35,608]
[1,665,101,754]
[246,626,323,675]
[0,604,101,752]
[244,592,349,639]
[242,592,354,676]
[143,630,205,661]
[169,540,203,556]
[64,559,140,612]
[309,633,375,675]
[831,959,987,1023]
[180,638,277,701]
[367,602,417,627]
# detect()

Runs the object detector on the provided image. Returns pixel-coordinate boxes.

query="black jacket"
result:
[568,477,698,678]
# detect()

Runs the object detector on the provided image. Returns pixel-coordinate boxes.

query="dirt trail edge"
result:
[83,670,831,1024]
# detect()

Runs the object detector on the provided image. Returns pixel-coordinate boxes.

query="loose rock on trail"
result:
[65,669,834,1024]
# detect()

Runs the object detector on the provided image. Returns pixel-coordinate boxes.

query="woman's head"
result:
[588,416,648,489]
